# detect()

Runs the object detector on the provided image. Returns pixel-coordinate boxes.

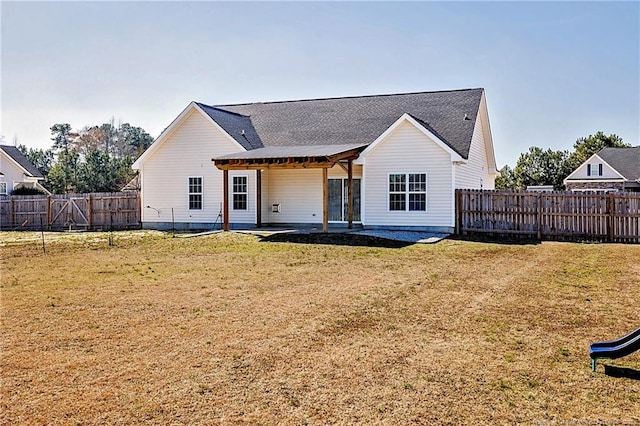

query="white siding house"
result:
[454,95,496,190]
[358,119,455,230]
[133,88,498,232]
[0,145,48,195]
[135,107,248,228]
[264,169,322,225]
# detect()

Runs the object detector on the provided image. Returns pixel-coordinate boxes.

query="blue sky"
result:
[1,1,638,168]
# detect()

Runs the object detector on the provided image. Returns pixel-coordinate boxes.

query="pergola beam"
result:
[216,162,335,171]
[336,161,349,174]
[213,148,362,171]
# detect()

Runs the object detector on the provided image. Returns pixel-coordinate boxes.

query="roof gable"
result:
[209,88,484,159]
[0,145,44,178]
[564,152,625,182]
[132,102,247,169]
[356,113,464,163]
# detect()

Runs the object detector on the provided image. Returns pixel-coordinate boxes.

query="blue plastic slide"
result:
[590,326,640,371]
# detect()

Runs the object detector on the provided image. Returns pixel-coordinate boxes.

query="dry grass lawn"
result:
[1,231,639,425]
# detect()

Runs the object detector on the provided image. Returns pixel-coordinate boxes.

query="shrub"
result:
[11,186,47,195]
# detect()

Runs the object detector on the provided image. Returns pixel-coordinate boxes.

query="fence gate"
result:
[50,197,90,230]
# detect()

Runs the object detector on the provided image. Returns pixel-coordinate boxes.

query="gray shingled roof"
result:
[195,103,263,151]
[198,88,483,159]
[598,147,640,181]
[0,145,44,178]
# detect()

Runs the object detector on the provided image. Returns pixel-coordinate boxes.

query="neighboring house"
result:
[0,145,49,195]
[564,147,640,193]
[133,88,498,232]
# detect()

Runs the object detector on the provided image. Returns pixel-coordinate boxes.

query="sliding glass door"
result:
[328,178,361,222]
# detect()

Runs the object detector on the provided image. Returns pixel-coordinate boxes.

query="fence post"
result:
[536,194,542,240]
[47,195,52,230]
[88,193,93,230]
[455,189,462,235]
[607,193,615,242]
[137,192,142,228]
[9,196,14,229]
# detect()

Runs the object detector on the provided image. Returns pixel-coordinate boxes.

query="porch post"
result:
[322,167,328,233]
[223,169,229,231]
[256,169,262,228]
[347,159,354,229]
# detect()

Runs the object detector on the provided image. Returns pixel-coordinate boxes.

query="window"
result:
[188,177,203,210]
[0,182,6,195]
[389,173,427,211]
[408,173,427,211]
[232,176,248,210]
[587,164,603,177]
[389,174,406,211]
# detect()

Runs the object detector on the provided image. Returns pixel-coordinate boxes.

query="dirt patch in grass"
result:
[258,232,414,248]
[1,231,639,424]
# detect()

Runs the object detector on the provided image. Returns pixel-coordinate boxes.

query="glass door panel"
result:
[343,179,361,222]
[328,179,343,221]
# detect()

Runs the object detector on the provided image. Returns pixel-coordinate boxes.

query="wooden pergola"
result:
[213,144,366,232]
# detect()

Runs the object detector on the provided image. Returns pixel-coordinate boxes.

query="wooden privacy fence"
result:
[0,192,141,231]
[456,190,640,243]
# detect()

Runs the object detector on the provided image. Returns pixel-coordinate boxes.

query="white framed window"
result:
[389,174,406,211]
[0,182,7,195]
[232,175,248,210]
[587,164,603,177]
[188,177,203,210]
[408,173,427,211]
[388,173,427,211]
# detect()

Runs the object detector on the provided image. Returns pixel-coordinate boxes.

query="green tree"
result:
[113,156,137,188]
[48,123,80,193]
[513,147,571,190]
[77,148,119,193]
[99,120,118,156]
[36,119,153,194]
[118,123,154,157]
[566,132,630,171]
[495,165,516,190]
[50,123,73,152]
[47,149,80,194]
